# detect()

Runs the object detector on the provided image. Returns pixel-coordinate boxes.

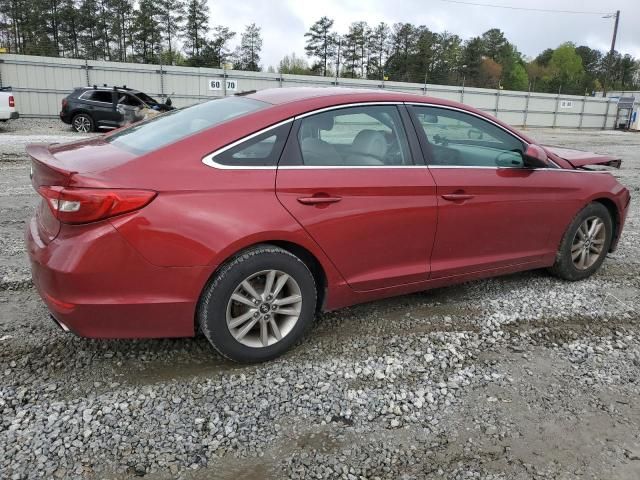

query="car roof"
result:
[238,87,535,146]
[79,86,142,94]
[245,86,459,108]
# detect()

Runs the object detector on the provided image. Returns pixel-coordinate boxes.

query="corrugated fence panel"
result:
[0,54,620,128]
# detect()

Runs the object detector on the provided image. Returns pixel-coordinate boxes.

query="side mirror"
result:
[523,144,548,168]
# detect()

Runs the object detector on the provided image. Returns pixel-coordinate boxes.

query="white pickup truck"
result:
[0,87,19,122]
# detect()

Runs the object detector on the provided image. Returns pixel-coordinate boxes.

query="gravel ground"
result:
[1,118,639,479]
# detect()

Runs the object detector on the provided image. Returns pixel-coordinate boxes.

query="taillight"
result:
[61,98,68,109]
[9,95,15,108]
[37,186,156,224]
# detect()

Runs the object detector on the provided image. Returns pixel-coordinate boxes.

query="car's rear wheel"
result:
[197,245,317,363]
[549,202,613,281]
[72,113,94,133]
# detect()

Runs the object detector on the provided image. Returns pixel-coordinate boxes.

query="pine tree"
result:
[183,0,208,58]
[236,23,261,71]
[304,16,336,76]
[368,22,389,80]
[157,0,184,61]
[132,0,161,63]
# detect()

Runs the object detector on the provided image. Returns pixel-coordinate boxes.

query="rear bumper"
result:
[0,111,18,120]
[59,112,72,124]
[25,217,210,338]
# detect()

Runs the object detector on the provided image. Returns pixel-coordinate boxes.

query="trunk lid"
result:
[27,139,137,243]
[543,145,622,169]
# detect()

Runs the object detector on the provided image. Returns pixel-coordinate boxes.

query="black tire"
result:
[197,244,317,363]
[71,113,94,133]
[549,202,613,281]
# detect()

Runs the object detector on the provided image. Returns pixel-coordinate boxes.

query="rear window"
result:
[83,91,113,103]
[106,97,267,155]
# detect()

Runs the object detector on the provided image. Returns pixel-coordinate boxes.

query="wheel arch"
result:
[70,110,95,130]
[592,197,620,252]
[194,239,329,332]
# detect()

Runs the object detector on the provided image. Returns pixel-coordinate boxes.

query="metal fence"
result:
[0,53,618,129]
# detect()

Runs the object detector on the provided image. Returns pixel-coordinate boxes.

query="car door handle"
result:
[441,193,474,201]
[297,196,342,205]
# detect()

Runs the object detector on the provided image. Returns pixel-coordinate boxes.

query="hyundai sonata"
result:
[25,88,631,362]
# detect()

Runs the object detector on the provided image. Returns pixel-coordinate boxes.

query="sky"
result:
[206,0,639,69]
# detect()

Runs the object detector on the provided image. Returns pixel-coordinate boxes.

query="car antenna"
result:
[234,90,257,96]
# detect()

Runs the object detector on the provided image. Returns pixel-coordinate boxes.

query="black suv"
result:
[60,85,174,132]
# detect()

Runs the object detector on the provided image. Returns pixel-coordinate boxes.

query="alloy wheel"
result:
[226,269,303,348]
[571,216,606,270]
[73,116,91,133]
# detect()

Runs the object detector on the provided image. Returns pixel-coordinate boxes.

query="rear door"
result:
[81,90,120,127]
[408,104,571,278]
[276,104,437,291]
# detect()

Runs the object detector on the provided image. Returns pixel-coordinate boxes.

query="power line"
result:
[439,0,614,15]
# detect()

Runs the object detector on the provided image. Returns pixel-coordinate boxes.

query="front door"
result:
[409,104,567,278]
[276,104,438,291]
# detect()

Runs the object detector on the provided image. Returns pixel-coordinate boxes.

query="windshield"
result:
[106,97,267,155]
[135,92,159,105]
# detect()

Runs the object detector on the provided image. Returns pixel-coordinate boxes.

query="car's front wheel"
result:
[549,202,613,281]
[197,245,317,363]
[72,113,94,133]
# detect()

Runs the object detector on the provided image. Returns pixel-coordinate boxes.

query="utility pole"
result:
[603,10,620,97]
[334,37,341,85]
[609,10,620,55]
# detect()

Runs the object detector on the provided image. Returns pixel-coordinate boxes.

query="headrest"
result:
[351,130,387,159]
[305,113,334,131]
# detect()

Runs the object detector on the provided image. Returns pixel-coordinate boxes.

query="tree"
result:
[481,28,507,62]
[183,0,208,59]
[504,63,528,91]
[342,22,369,78]
[548,42,583,93]
[575,45,602,94]
[235,22,261,71]
[132,0,161,63]
[110,0,134,61]
[368,22,389,80]
[461,36,484,87]
[78,0,102,60]
[197,25,235,68]
[304,16,336,76]
[158,0,184,61]
[431,31,463,85]
[278,52,311,75]
[534,48,554,67]
[478,58,502,88]
[386,22,418,82]
[58,0,81,57]
[526,61,550,92]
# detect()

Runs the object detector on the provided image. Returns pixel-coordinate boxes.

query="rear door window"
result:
[83,91,114,103]
[293,105,412,166]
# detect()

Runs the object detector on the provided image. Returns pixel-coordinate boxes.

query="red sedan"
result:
[25,88,631,362]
